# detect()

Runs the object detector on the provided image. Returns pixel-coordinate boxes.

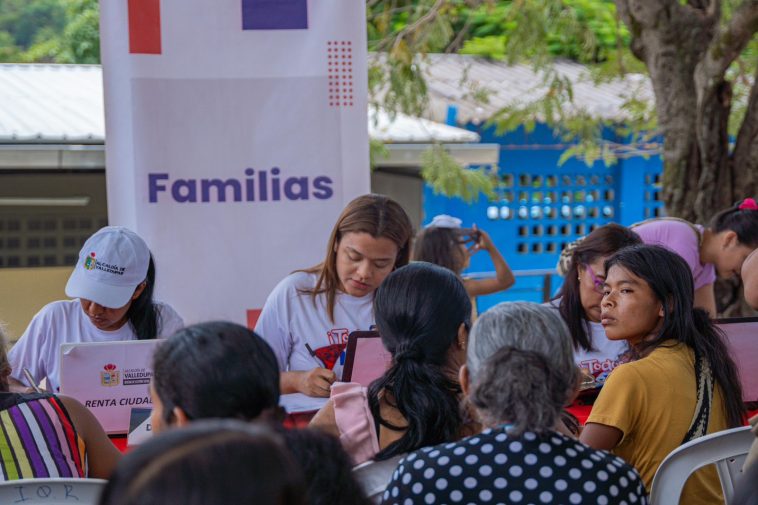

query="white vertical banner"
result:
[99,0,369,326]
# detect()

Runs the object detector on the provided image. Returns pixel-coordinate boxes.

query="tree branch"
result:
[445,17,473,53]
[732,66,758,196]
[699,0,758,85]
[695,79,733,218]
[390,0,445,52]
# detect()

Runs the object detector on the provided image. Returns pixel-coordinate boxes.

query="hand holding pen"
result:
[23,368,42,394]
[299,344,336,398]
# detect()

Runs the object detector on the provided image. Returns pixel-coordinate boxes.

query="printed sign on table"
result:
[100,0,370,326]
[59,340,159,434]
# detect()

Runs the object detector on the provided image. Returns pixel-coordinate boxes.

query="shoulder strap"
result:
[682,351,714,444]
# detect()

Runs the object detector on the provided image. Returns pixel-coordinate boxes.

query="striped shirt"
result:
[0,393,86,480]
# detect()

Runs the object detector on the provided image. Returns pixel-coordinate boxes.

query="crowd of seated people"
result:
[1,193,758,504]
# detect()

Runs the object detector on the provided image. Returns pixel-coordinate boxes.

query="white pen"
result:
[22,368,42,394]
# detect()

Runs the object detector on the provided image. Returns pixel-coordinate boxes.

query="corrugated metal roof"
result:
[0,64,104,143]
[368,107,479,143]
[372,53,653,124]
[0,57,649,142]
[0,63,479,144]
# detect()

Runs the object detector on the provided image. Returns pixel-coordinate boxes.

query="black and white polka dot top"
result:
[381,426,648,505]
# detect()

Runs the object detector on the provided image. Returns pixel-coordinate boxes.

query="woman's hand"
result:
[463,225,516,297]
[472,225,495,253]
[295,368,337,397]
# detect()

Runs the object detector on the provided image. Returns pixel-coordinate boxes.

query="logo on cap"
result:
[84,252,97,271]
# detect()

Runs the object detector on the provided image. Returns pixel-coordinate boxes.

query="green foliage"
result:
[368,0,653,175]
[0,0,65,50]
[369,138,390,170]
[0,0,99,64]
[368,1,629,64]
[0,31,21,61]
[420,145,497,203]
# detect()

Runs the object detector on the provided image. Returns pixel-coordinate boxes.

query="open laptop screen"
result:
[716,317,758,403]
[341,331,392,386]
[60,339,159,434]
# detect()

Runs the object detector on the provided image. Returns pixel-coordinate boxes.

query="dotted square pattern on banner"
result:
[327,41,354,108]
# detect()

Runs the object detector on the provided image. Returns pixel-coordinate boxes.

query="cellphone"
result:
[458,228,481,247]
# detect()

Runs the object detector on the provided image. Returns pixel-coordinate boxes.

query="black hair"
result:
[605,245,745,428]
[368,262,471,460]
[127,254,159,340]
[282,428,371,505]
[98,420,305,505]
[710,199,758,247]
[152,321,281,425]
[411,227,469,273]
[555,224,642,351]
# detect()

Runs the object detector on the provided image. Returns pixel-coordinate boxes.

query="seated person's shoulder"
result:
[19,299,82,337]
[282,271,319,290]
[263,271,319,303]
[39,299,82,318]
[154,301,184,337]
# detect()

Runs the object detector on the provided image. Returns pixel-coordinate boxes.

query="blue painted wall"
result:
[423,123,664,312]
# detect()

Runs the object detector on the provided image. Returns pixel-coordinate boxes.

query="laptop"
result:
[716,317,758,403]
[341,331,392,386]
[59,339,160,434]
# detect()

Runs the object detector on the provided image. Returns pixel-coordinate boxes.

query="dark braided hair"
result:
[368,262,471,460]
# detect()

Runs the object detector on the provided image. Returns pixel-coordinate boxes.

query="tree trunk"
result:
[616,0,758,314]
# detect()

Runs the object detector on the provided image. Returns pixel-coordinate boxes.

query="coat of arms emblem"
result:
[100,363,120,387]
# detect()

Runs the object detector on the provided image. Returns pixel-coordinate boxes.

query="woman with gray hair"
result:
[381,302,648,505]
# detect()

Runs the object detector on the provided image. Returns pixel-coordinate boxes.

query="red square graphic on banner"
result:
[128,0,162,54]
[247,309,262,329]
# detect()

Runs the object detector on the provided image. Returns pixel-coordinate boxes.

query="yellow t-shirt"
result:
[587,341,727,505]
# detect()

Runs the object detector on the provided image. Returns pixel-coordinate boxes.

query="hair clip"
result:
[738,198,758,211]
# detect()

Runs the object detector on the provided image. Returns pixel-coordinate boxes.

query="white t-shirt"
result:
[574,319,629,385]
[548,299,628,385]
[8,299,184,393]
[255,271,375,413]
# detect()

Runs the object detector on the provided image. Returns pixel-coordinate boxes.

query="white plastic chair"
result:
[0,478,107,504]
[353,454,405,504]
[649,426,753,505]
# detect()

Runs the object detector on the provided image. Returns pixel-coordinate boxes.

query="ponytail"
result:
[368,262,471,461]
[711,198,758,247]
[368,346,462,460]
[127,255,159,340]
[688,309,745,428]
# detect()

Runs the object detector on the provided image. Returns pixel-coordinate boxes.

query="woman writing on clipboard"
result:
[255,195,413,414]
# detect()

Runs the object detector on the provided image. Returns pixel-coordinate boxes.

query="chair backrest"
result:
[650,426,753,505]
[0,478,107,504]
[353,454,405,504]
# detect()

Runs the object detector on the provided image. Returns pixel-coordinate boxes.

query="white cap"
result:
[425,214,462,229]
[65,226,150,308]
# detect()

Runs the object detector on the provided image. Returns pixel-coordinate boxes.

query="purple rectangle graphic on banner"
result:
[242,0,308,30]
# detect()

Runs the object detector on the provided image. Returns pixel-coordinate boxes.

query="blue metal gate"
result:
[422,123,664,312]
